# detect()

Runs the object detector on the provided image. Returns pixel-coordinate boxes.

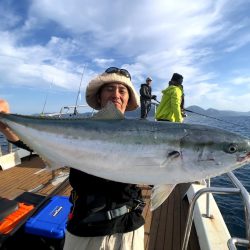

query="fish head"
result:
[179,126,250,180]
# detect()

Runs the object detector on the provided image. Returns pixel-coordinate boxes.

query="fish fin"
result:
[91,102,125,120]
[160,150,181,168]
[150,184,176,211]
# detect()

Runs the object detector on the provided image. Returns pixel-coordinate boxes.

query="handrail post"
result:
[8,142,13,153]
[205,178,212,218]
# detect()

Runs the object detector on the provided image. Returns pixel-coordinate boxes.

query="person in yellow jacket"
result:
[155,73,184,123]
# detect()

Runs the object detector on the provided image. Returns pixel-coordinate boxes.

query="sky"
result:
[0,0,250,114]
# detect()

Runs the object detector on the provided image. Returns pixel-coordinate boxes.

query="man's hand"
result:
[151,95,157,100]
[0,99,10,129]
[181,109,187,118]
[0,99,19,141]
[0,99,10,113]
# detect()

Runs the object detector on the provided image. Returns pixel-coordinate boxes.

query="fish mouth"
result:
[237,152,250,162]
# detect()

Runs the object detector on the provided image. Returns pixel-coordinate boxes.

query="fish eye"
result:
[225,143,238,154]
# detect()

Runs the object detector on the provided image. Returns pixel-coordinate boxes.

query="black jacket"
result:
[67,168,145,236]
[140,84,152,101]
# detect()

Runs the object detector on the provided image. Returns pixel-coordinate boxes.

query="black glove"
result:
[151,95,157,100]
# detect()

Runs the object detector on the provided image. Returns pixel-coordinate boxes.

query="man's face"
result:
[99,83,129,114]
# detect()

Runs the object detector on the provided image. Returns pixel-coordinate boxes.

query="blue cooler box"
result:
[24,195,71,239]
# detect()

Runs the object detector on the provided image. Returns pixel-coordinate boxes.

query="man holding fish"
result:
[1,67,250,250]
[0,67,146,250]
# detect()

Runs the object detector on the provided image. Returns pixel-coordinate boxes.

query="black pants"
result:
[140,100,151,119]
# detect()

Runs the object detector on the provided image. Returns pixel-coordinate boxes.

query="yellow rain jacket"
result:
[155,85,183,122]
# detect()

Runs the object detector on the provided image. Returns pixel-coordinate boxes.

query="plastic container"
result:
[25,196,71,239]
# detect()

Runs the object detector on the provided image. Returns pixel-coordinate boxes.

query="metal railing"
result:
[228,238,249,249]
[58,104,90,117]
[181,172,250,250]
[42,104,94,118]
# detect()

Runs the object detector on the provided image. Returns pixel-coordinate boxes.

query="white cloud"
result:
[0,0,250,112]
[92,58,115,68]
[231,76,250,86]
[184,80,250,112]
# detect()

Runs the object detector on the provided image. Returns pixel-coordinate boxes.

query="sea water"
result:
[1,114,250,243]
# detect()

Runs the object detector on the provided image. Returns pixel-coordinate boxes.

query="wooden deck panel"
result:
[147,184,200,250]
[172,184,182,250]
[0,156,70,199]
[142,187,153,249]
[0,155,200,250]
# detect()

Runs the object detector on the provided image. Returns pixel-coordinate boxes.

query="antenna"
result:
[41,81,53,116]
[74,66,86,115]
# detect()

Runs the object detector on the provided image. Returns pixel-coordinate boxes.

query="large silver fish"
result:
[1,104,250,210]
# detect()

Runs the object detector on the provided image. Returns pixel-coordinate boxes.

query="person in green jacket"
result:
[155,73,184,123]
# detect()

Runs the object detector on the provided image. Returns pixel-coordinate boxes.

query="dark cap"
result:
[171,73,183,84]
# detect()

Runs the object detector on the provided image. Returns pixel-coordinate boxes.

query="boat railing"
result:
[182,171,250,250]
[41,105,94,117]
[58,104,92,117]
[45,104,94,118]
[228,238,249,250]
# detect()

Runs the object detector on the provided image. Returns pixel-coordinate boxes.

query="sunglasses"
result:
[105,67,131,80]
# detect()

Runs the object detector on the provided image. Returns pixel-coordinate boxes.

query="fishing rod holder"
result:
[182,171,250,250]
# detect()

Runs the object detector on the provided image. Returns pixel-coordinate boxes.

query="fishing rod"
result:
[154,99,246,128]
[183,109,243,126]
[41,81,53,116]
[73,65,85,115]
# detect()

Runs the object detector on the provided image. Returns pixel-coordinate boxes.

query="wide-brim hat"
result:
[86,72,140,111]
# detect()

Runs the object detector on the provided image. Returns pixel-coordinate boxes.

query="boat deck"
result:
[0,155,200,250]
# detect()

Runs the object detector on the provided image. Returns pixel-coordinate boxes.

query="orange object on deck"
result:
[0,203,34,234]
